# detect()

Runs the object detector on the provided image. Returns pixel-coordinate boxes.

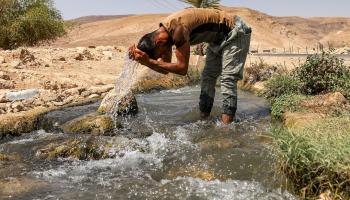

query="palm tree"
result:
[179,0,221,55]
[179,0,220,9]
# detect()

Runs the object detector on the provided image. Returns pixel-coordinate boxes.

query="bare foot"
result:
[221,114,235,124]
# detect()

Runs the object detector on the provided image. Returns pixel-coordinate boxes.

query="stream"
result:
[0,86,297,200]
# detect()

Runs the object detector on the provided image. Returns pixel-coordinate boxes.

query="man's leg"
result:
[220,21,251,124]
[199,44,222,118]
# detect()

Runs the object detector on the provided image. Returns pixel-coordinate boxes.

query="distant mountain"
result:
[54,7,350,51]
[70,15,132,24]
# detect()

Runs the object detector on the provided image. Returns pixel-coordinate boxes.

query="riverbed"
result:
[0,86,296,199]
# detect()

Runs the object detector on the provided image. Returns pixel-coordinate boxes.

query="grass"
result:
[271,115,350,199]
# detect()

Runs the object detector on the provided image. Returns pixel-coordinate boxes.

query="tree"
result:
[179,0,221,55]
[0,0,65,49]
[180,0,220,9]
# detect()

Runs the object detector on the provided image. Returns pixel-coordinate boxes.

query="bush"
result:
[295,52,350,96]
[243,57,288,85]
[270,94,307,118]
[262,74,301,101]
[0,0,65,49]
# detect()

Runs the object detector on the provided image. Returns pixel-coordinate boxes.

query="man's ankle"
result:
[200,112,210,119]
[222,114,235,124]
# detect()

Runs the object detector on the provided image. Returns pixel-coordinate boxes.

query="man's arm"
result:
[133,42,190,76]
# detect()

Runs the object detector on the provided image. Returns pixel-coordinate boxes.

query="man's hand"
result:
[128,44,150,66]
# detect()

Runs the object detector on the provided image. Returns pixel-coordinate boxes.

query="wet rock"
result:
[61,114,119,135]
[0,107,50,137]
[98,90,138,116]
[36,136,145,160]
[165,165,216,181]
[198,138,241,150]
[0,177,47,199]
[0,153,20,161]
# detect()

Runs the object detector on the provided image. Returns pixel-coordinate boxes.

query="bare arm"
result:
[132,42,190,76]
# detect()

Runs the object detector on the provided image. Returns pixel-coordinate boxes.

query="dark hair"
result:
[137,31,158,59]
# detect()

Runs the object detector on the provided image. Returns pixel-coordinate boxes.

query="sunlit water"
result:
[0,86,297,200]
[111,56,140,117]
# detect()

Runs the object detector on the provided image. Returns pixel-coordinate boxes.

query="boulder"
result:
[61,114,119,135]
[98,90,138,116]
[36,136,146,160]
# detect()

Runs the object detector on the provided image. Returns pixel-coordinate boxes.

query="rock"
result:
[53,101,65,107]
[0,153,20,161]
[89,84,114,95]
[0,56,5,63]
[6,89,39,101]
[58,56,66,61]
[0,93,10,103]
[0,71,11,80]
[36,136,145,161]
[323,92,348,106]
[10,60,21,68]
[64,87,85,97]
[93,79,105,85]
[61,114,118,135]
[98,90,138,116]
[20,49,35,63]
[0,79,15,89]
[11,101,25,112]
[283,112,324,131]
[88,94,100,99]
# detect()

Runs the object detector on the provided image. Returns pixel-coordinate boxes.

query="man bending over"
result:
[129,8,252,124]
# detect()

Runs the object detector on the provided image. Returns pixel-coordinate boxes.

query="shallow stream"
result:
[0,86,297,200]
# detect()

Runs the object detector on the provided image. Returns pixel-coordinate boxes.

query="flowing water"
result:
[111,57,140,117]
[0,86,297,200]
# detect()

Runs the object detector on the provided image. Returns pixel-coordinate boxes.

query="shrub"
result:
[0,0,65,49]
[243,57,288,85]
[294,52,350,96]
[262,74,301,101]
[270,94,307,118]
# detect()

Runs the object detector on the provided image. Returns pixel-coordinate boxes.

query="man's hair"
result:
[137,31,158,59]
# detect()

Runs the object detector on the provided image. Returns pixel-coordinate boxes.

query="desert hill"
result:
[53,7,350,52]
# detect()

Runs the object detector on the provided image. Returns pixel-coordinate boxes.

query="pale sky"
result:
[54,0,350,20]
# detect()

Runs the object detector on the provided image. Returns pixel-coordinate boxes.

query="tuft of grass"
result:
[270,94,308,119]
[271,116,350,199]
[262,74,302,101]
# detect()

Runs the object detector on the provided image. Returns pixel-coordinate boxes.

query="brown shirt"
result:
[160,8,236,47]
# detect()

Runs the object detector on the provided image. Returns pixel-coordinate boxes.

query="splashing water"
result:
[111,55,140,117]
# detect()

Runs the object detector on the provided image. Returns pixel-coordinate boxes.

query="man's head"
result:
[137,27,172,60]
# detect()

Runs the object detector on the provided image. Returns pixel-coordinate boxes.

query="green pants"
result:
[199,17,251,116]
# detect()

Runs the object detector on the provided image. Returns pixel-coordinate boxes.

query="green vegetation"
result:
[264,52,350,198]
[262,52,350,118]
[295,52,350,98]
[0,0,65,49]
[272,116,350,199]
[270,94,307,119]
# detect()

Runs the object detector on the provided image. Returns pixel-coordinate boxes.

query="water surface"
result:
[0,86,296,200]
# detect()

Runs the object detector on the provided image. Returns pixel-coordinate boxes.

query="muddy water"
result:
[0,86,297,200]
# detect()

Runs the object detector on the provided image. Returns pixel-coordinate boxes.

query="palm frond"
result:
[179,0,220,8]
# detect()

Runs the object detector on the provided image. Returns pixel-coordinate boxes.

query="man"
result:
[129,8,251,124]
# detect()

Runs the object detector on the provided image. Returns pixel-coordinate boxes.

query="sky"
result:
[54,0,350,20]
